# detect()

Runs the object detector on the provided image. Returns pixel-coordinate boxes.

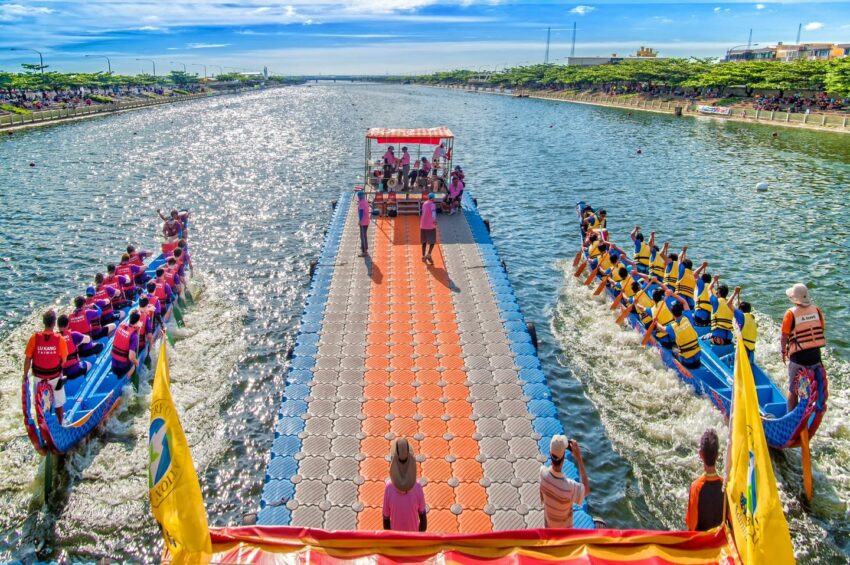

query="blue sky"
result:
[1,1,849,75]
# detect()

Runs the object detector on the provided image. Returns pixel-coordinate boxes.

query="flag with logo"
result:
[149,341,211,564]
[726,332,794,564]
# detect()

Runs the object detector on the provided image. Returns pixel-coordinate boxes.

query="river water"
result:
[0,84,847,562]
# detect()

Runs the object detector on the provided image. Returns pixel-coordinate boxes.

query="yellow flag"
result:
[726,333,794,564]
[149,341,211,564]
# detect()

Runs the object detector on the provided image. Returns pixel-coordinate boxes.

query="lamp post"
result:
[169,61,186,72]
[135,58,156,76]
[85,54,112,74]
[192,63,207,78]
[725,43,759,62]
[9,47,44,74]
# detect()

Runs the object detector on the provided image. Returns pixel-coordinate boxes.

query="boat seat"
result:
[762,402,787,419]
[755,384,774,404]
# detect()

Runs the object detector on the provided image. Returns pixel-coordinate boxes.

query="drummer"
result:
[157,209,183,243]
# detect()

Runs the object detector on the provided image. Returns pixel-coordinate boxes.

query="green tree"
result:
[824,57,850,97]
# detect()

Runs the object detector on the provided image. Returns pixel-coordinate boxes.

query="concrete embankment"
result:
[441,85,850,135]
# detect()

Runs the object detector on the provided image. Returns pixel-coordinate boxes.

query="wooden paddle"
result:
[611,291,624,309]
[641,319,657,346]
[593,276,609,295]
[572,250,583,267]
[574,259,587,278]
[615,288,643,324]
[582,266,600,286]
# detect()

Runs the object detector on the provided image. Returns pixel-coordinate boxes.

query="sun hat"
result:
[786,283,812,306]
[389,437,417,493]
[550,435,567,462]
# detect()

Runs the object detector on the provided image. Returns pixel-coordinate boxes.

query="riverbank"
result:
[0,86,274,132]
[441,85,850,135]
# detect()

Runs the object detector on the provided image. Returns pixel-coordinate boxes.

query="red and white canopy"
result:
[366,127,454,145]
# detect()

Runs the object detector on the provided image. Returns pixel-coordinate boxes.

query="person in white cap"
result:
[382,437,427,532]
[780,283,827,410]
[539,435,589,528]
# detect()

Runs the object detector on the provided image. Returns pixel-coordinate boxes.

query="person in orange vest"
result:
[781,283,827,410]
[23,310,68,424]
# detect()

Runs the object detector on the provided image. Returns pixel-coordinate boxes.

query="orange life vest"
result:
[60,329,80,369]
[31,331,62,380]
[111,323,137,364]
[787,305,826,355]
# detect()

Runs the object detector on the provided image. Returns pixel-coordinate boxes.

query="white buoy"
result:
[756,181,769,192]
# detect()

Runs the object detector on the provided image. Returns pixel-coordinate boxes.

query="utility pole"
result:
[544,27,551,65]
[570,22,577,58]
[747,28,752,50]
[795,23,802,45]
[9,47,44,74]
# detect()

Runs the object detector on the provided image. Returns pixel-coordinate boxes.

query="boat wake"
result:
[0,275,247,562]
[551,260,849,563]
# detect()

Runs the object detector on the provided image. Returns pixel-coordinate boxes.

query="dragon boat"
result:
[22,235,190,457]
[573,202,827,498]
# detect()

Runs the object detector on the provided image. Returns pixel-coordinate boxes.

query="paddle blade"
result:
[574,260,587,278]
[593,278,608,296]
[583,267,599,286]
[610,292,623,310]
[641,321,656,345]
[615,304,634,325]
[572,250,582,267]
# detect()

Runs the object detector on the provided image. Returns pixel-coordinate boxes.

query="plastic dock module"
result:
[258,189,594,532]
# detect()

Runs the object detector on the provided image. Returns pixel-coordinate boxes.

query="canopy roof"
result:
[366,127,454,145]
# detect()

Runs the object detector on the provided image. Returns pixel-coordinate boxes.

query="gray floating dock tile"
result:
[476,417,504,437]
[518,481,541,507]
[492,369,519,383]
[299,456,330,478]
[302,435,331,456]
[482,459,515,482]
[316,357,341,370]
[313,369,340,383]
[508,437,540,458]
[291,505,325,528]
[340,357,365,370]
[305,417,333,435]
[333,416,361,435]
[327,480,359,507]
[309,399,336,417]
[488,483,521,511]
[324,506,358,531]
[329,457,359,478]
[294,479,327,506]
[337,383,363,399]
[492,510,526,531]
[500,400,529,418]
[472,400,501,418]
[524,509,545,529]
[479,437,510,459]
[331,435,360,456]
[490,355,515,369]
[486,342,512,356]
[339,370,364,383]
[497,384,523,400]
[312,384,339,399]
[504,417,533,436]
[336,399,362,417]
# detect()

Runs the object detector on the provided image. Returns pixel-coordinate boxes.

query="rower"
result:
[580,205,596,238]
[114,254,144,298]
[630,227,652,275]
[676,257,708,310]
[145,281,165,325]
[635,286,676,348]
[152,268,175,306]
[23,310,68,424]
[92,274,129,312]
[708,280,738,346]
[780,283,827,410]
[664,301,701,370]
[693,273,713,328]
[85,286,123,328]
[111,310,141,380]
[126,244,152,268]
[650,242,668,280]
[137,297,157,351]
[164,257,184,297]
[69,295,116,340]
[101,266,133,307]
[57,314,101,380]
[735,301,757,363]
[663,246,685,291]
[157,209,184,243]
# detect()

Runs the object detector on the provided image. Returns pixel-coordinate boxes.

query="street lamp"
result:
[725,43,759,61]
[8,47,44,74]
[169,61,186,72]
[191,63,207,78]
[85,54,112,74]
[135,58,156,76]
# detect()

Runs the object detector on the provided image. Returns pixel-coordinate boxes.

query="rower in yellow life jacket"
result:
[664,301,702,369]
[634,286,676,348]
[735,300,758,363]
[663,246,685,289]
[627,281,655,326]
[650,241,668,280]
[675,254,708,310]
[693,272,714,328]
[630,226,653,275]
[708,279,740,346]
[586,233,602,259]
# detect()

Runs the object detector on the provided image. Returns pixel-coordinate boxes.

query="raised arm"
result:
[729,286,741,306]
[679,245,688,263]
[630,225,640,243]
[156,208,169,222]
[694,261,709,277]
[665,287,691,310]
[648,231,656,249]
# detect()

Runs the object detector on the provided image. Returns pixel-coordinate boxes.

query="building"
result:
[725,42,850,62]
[566,47,667,67]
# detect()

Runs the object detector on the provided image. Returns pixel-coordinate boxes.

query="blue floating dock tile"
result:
[301,313,323,323]
[515,355,540,369]
[529,399,557,418]
[287,369,313,384]
[573,511,595,529]
[499,301,520,312]
[533,417,564,437]
[290,356,316,370]
[511,342,536,356]
[504,321,526,332]
[519,368,546,384]
[300,322,321,334]
[508,332,531,344]
[293,344,318,358]
[278,399,308,417]
[523,383,551,400]
[271,434,301,456]
[275,418,305,437]
[261,479,295,505]
[501,311,524,322]
[257,505,291,526]
[284,383,310,400]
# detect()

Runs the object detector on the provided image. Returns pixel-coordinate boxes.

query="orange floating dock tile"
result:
[361,437,390,458]
[362,417,390,436]
[418,417,448,437]
[390,399,417,418]
[422,458,453,482]
[415,369,441,384]
[455,483,488,508]
[428,509,459,534]
[458,510,491,533]
[361,481,387,508]
[444,400,473,417]
[361,457,389,481]
[390,418,418,437]
[452,458,485,482]
[390,369,415,384]
[358,507,384,531]
[423,482,455,510]
[442,369,467,384]
[447,418,477,438]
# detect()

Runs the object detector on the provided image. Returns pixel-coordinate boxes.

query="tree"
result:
[824,57,850,97]
[167,71,199,85]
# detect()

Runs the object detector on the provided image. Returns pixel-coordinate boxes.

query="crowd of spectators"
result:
[0,84,206,113]
[752,93,846,113]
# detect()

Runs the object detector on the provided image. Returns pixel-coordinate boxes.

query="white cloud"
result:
[186,42,231,49]
[0,3,55,21]
[755,3,765,9]
[653,16,674,24]
[803,21,823,31]
[570,5,595,16]
[713,6,731,13]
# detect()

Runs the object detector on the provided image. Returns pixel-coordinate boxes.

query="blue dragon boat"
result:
[574,202,827,497]
[22,242,187,456]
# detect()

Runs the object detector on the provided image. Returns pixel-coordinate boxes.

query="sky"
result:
[1,0,849,75]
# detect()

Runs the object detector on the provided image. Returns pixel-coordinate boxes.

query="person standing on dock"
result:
[781,283,827,410]
[399,147,411,190]
[23,310,68,425]
[685,429,724,531]
[432,142,446,175]
[382,438,427,532]
[357,191,370,257]
[420,193,437,261]
[539,435,589,528]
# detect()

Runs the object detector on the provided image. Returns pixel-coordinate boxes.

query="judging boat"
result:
[573,202,827,496]
[22,231,190,456]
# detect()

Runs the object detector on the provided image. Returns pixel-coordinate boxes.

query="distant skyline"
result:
[1,1,849,75]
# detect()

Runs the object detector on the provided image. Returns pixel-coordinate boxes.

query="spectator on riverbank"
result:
[382,438,427,532]
[539,435,589,528]
[685,429,724,531]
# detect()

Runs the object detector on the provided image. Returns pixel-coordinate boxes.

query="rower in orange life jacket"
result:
[111,310,141,380]
[69,295,116,341]
[100,267,132,308]
[23,310,68,424]
[152,268,175,305]
[781,283,827,411]
[86,285,124,326]
[164,257,183,296]
[57,313,103,379]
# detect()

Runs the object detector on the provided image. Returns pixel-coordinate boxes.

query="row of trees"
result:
[417,58,850,98]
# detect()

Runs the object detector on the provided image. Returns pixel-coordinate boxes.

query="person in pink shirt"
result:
[420,193,438,261]
[431,142,445,176]
[382,147,396,191]
[444,176,464,216]
[382,438,427,532]
[399,147,411,190]
[357,191,371,256]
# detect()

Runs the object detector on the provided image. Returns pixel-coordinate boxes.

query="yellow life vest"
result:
[623,280,638,299]
[598,253,612,272]
[672,317,701,359]
[634,242,650,268]
[741,312,758,352]
[712,297,734,332]
[634,292,654,325]
[588,240,601,259]
[664,260,679,288]
[611,266,626,283]
[650,252,665,278]
[653,300,675,338]
[696,281,712,314]
[676,268,696,299]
